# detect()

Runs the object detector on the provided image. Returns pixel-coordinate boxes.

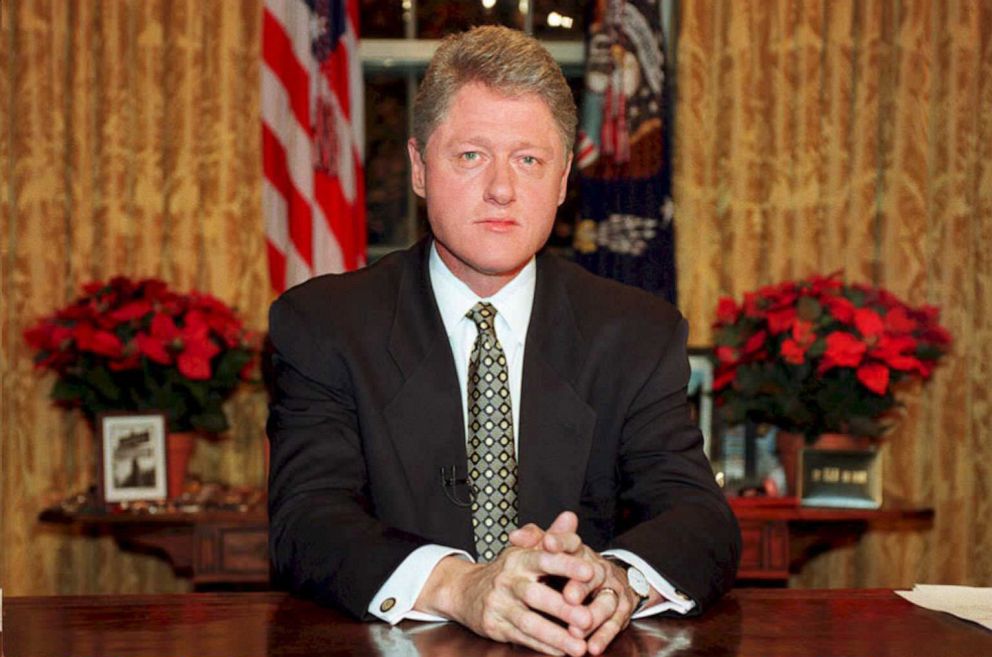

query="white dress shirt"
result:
[368,243,694,623]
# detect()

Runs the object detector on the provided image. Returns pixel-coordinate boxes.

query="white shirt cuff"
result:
[367,545,475,624]
[601,548,697,618]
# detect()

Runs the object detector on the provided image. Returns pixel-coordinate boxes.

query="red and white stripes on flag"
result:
[263,0,366,294]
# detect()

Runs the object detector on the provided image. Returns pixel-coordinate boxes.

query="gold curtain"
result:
[0,1,268,594]
[676,0,992,587]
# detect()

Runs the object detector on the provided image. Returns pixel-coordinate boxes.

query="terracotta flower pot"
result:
[775,431,806,496]
[814,433,874,451]
[166,432,197,499]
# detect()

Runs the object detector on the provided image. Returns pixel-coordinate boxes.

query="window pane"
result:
[365,74,411,247]
[532,0,584,41]
[360,0,407,39]
[416,0,525,38]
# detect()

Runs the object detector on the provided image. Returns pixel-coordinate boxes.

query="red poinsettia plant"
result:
[712,273,952,439]
[24,276,258,433]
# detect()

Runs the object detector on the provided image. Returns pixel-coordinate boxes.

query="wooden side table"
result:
[41,495,934,588]
[729,497,934,582]
[40,507,270,588]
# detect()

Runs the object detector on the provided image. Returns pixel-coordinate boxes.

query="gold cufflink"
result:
[380,597,396,613]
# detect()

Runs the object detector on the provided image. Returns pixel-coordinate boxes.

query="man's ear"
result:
[557,151,573,206]
[408,138,427,198]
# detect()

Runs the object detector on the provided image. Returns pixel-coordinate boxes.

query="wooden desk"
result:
[729,498,934,582]
[4,589,989,656]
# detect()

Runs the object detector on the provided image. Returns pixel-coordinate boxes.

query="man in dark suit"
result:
[268,25,739,657]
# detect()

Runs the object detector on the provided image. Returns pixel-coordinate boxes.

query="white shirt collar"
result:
[428,241,536,345]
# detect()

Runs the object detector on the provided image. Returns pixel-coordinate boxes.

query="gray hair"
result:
[412,26,577,156]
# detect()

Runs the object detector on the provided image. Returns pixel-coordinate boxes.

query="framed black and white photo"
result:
[99,413,167,503]
[687,348,717,459]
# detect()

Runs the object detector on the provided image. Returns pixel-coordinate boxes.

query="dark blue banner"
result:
[573,0,676,304]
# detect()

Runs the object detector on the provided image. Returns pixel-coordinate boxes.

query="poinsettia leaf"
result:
[190,407,229,433]
[845,288,867,306]
[51,378,85,403]
[713,326,743,348]
[212,349,251,386]
[844,416,881,438]
[733,365,766,394]
[84,366,121,402]
[141,364,163,396]
[807,338,827,358]
[916,344,944,360]
[180,378,210,405]
[167,410,194,433]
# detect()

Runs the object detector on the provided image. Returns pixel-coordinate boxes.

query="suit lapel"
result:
[382,244,596,544]
[383,240,473,548]
[518,254,597,529]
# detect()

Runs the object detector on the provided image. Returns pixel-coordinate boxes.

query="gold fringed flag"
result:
[574,0,677,303]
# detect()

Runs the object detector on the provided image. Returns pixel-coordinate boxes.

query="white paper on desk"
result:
[896,584,992,631]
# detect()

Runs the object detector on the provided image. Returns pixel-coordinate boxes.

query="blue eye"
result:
[521,155,538,166]
[462,151,480,161]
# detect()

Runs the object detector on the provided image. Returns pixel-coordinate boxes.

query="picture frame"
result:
[689,349,781,492]
[99,412,168,504]
[687,348,717,459]
[799,448,883,509]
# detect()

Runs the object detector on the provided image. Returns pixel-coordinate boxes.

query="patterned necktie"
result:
[465,302,518,562]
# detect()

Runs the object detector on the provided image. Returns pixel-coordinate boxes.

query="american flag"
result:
[262,0,366,294]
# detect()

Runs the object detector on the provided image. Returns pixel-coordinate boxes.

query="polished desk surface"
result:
[4,589,990,657]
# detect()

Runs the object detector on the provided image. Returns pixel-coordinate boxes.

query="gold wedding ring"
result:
[597,587,619,600]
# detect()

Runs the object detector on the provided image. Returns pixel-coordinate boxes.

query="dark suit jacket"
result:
[267,238,740,620]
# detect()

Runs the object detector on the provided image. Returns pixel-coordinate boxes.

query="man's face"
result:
[408,82,572,297]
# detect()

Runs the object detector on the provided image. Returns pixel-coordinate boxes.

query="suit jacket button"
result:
[380,597,396,613]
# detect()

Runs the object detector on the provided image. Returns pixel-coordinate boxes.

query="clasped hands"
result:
[416,511,648,656]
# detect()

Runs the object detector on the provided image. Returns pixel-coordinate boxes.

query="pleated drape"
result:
[676,0,992,587]
[1,1,268,594]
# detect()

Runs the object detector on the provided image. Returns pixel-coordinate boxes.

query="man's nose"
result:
[484,159,515,205]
